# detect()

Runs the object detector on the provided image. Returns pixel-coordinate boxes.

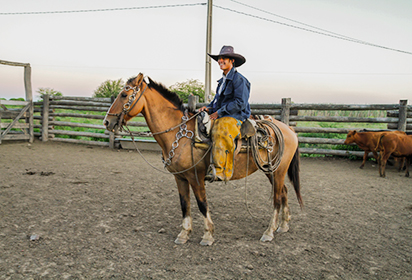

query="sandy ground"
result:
[0,140,411,279]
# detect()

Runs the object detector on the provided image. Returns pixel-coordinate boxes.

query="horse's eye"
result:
[121,92,127,98]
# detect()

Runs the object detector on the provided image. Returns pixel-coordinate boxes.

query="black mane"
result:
[127,76,196,113]
[147,77,186,112]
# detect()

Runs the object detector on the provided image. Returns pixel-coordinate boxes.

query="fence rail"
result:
[24,95,411,157]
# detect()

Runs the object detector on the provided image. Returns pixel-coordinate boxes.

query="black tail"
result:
[288,147,303,209]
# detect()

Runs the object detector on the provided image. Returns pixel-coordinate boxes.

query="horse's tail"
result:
[288,147,303,209]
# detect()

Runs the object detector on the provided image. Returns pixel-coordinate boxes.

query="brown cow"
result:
[343,130,406,169]
[376,133,412,178]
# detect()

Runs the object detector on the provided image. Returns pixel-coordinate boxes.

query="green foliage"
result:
[9,97,26,101]
[169,79,205,103]
[37,88,63,99]
[93,79,124,98]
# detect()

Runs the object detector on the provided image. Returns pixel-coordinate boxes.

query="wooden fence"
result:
[31,95,411,157]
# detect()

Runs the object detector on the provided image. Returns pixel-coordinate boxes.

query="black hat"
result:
[208,45,246,67]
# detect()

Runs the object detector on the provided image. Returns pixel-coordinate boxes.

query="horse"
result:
[104,73,303,245]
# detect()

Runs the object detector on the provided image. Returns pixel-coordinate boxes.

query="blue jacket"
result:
[207,68,251,121]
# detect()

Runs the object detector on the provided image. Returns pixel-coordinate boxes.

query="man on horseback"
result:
[199,45,251,182]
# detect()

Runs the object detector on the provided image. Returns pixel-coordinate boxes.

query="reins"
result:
[123,120,211,176]
[150,111,201,136]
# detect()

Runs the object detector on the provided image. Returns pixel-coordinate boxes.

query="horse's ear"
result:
[132,73,144,86]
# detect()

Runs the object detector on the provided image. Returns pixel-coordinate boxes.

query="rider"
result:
[199,45,251,182]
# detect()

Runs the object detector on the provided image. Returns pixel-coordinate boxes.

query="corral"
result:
[1,141,411,279]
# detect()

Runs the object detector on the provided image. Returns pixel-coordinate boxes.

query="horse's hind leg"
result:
[174,177,192,244]
[277,185,291,233]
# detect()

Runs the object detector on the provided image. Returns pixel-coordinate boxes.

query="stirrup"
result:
[205,164,217,182]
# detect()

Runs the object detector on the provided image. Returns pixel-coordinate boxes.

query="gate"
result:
[0,100,33,144]
[0,59,34,144]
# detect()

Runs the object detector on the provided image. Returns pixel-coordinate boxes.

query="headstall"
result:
[107,79,147,129]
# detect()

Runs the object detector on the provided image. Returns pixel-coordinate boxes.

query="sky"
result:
[1,0,411,104]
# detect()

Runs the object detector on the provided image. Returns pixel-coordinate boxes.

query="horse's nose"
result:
[104,120,109,127]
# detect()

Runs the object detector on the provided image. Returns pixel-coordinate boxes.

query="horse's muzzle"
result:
[104,116,120,133]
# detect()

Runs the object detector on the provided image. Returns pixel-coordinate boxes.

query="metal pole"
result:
[204,0,213,103]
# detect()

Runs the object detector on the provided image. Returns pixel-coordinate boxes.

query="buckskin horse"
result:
[104,73,303,245]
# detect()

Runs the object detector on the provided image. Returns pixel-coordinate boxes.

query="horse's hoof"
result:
[200,238,214,246]
[359,166,364,169]
[174,237,188,245]
[276,225,289,233]
[260,234,273,242]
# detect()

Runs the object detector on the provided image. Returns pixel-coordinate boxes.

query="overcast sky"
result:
[1,0,411,104]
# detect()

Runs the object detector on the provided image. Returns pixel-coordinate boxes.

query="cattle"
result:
[343,130,406,169]
[376,133,412,178]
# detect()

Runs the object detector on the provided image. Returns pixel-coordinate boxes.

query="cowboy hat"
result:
[208,45,246,67]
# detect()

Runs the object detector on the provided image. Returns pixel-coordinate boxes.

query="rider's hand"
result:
[199,106,209,112]
[209,112,218,120]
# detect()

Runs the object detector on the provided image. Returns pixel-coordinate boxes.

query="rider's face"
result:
[218,56,234,75]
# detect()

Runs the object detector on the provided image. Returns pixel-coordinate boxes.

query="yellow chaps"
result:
[211,117,242,182]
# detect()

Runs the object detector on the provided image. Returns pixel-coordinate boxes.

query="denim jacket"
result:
[207,68,251,121]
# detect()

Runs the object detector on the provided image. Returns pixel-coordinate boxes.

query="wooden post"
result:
[24,65,34,143]
[188,94,198,112]
[42,94,50,141]
[281,98,291,125]
[109,132,115,149]
[397,99,408,131]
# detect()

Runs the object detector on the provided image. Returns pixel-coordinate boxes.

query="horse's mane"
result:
[127,76,188,113]
[148,77,187,112]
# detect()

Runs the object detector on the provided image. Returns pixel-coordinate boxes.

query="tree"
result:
[169,79,206,103]
[36,88,63,100]
[93,79,124,98]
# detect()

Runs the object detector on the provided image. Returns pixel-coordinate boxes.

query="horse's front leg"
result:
[190,179,215,246]
[261,206,280,242]
[174,177,192,244]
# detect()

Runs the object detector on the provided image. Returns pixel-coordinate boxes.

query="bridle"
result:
[107,77,204,169]
[107,79,148,131]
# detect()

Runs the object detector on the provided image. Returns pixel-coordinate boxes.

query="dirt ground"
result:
[0,140,411,279]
